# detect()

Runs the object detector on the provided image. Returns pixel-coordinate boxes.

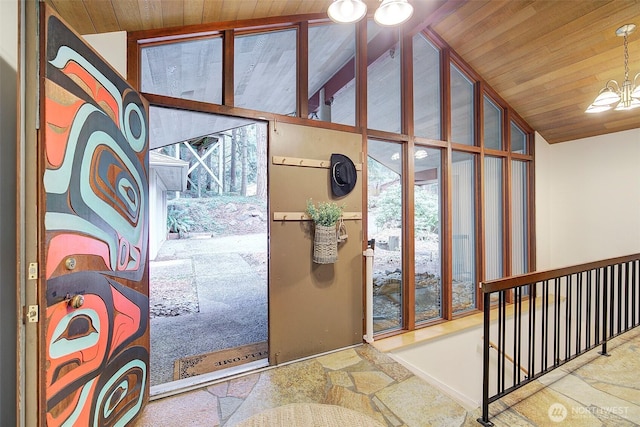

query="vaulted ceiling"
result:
[49,0,640,144]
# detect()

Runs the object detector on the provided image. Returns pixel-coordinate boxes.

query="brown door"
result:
[38,8,149,426]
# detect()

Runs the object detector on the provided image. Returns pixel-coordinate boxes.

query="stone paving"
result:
[135,327,640,426]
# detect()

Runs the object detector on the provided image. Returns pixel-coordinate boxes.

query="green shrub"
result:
[306,199,344,226]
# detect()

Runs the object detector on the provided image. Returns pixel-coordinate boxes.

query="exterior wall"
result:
[536,128,640,269]
[1,1,18,424]
[149,169,168,261]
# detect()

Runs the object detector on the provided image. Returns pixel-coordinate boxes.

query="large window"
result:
[452,151,477,314]
[450,64,474,145]
[414,147,442,323]
[413,34,441,140]
[234,29,297,115]
[367,23,401,133]
[133,19,535,336]
[484,157,504,280]
[141,37,223,104]
[308,23,356,126]
[511,160,529,275]
[368,140,403,333]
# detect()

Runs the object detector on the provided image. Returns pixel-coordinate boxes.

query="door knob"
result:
[67,294,84,309]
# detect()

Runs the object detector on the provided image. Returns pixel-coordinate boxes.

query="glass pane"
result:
[367,22,401,133]
[413,34,441,140]
[308,24,355,126]
[368,139,403,333]
[450,64,474,145]
[511,121,528,154]
[484,157,503,280]
[414,147,442,323]
[235,29,297,115]
[452,151,476,314]
[483,96,502,150]
[142,37,222,104]
[512,160,528,275]
[149,106,254,149]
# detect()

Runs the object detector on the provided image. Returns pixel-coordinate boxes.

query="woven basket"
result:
[313,224,338,264]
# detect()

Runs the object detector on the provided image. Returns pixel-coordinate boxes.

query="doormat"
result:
[173,341,268,380]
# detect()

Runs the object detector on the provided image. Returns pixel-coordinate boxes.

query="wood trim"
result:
[482,254,640,294]
[404,140,416,329]
[356,18,367,130]
[128,12,328,42]
[273,212,362,221]
[297,21,308,119]
[222,29,234,107]
[126,35,140,90]
[142,92,362,135]
[442,145,452,320]
[272,156,362,171]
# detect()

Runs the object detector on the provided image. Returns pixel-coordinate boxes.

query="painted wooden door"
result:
[39,8,149,426]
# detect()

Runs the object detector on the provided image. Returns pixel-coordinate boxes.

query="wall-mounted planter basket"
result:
[313,224,338,264]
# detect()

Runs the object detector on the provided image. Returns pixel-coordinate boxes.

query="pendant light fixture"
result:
[374,0,414,27]
[327,0,367,24]
[586,23,640,113]
[327,0,414,26]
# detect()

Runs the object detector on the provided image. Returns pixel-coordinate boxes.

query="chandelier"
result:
[327,0,414,26]
[586,23,640,113]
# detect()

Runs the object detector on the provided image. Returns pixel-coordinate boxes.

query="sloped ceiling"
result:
[49,0,640,144]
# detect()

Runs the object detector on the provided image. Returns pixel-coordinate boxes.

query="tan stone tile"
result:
[223,360,328,426]
[372,396,403,426]
[316,348,362,370]
[134,390,220,427]
[501,386,601,426]
[328,370,354,388]
[227,373,260,398]
[323,385,387,425]
[352,371,394,395]
[376,376,467,427]
[537,368,640,423]
[356,343,397,365]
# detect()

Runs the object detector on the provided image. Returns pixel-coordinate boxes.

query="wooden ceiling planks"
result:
[50,0,640,144]
[110,0,145,32]
[83,0,120,34]
[160,0,184,28]
[49,0,96,35]
[183,0,205,26]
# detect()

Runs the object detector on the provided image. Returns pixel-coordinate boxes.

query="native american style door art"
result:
[39,9,149,426]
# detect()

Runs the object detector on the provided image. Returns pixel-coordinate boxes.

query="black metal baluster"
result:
[529,282,536,378]
[577,273,583,352]
[553,278,560,368]
[586,270,592,348]
[595,268,601,345]
[479,291,492,427]
[566,275,572,359]
[542,280,549,371]
[601,266,609,355]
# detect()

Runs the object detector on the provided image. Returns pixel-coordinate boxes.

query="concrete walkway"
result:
[149,233,268,386]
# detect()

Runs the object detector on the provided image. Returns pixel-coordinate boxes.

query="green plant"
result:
[306,199,345,227]
[167,205,194,234]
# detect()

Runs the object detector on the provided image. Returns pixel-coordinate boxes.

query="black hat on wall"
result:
[331,153,357,197]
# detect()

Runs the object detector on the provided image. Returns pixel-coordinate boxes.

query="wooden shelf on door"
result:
[273,212,362,221]
[272,156,362,170]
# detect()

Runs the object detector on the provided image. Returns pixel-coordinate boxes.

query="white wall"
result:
[536,128,640,269]
[0,0,18,424]
[82,31,127,78]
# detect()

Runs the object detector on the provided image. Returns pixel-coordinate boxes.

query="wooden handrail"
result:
[488,340,529,377]
[481,253,640,294]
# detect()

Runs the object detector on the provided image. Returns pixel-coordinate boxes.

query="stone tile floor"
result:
[134,328,640,427]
